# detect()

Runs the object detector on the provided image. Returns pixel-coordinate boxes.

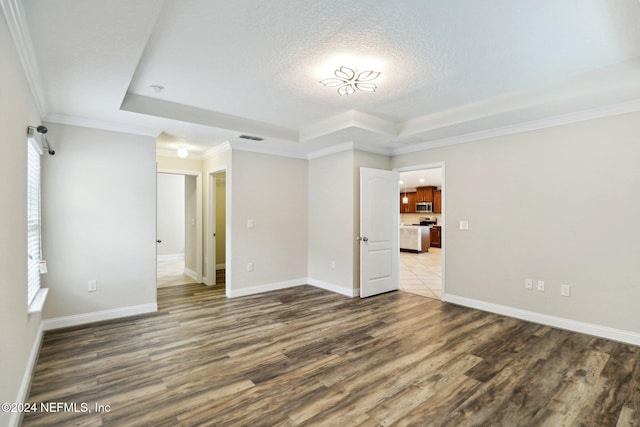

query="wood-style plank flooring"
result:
[24,284,640,426]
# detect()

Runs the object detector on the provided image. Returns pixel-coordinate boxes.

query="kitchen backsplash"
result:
[400,213,442,225]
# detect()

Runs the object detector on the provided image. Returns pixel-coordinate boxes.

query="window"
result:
[27,135,42,305]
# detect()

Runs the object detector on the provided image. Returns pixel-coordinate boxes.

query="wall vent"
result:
[239,134,264,141]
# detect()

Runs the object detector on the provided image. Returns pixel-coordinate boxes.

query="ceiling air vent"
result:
[239,134,264,141]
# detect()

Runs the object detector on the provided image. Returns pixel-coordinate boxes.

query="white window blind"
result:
[27,136,42,305]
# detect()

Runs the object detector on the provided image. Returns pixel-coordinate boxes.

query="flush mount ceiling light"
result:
[320,66,380,96]
[176,145,188,158]
[149,84,165,93]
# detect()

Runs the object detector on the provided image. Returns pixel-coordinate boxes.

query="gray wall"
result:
[41,123,157,319]
[0,13,45,427]
[230,150,308,295]
[392,111,640,333]
[308,150,355,293]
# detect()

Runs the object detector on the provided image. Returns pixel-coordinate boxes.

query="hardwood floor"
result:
[24,285,640,426]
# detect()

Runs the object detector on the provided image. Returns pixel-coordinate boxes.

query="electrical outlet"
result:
[537,280,545,291]
[561,284,571,297]
[88,280,97,292]
[247,262,254,272]
[331,260,336,270]
[525,279,533,290]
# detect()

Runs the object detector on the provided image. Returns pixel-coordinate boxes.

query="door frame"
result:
[394,162,446,301]
[207,165,230,295]
[157,168,203,283]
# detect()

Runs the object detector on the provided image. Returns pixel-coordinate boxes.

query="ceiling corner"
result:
[1,0,48,117]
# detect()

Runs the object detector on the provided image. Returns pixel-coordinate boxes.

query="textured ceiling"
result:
[20,0,640,158]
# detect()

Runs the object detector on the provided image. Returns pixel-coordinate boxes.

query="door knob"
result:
[358,236,368,242]
[156,240,162,243]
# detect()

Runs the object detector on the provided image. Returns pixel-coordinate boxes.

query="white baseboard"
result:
[228,278,306,298]
[445,294,640,346]
[307,278,358,297]
[9,322,44,427]
[228,278,359,299]
[157,253,184,261]
[216,264,225,270]
[42,303,158,331]
[184,268,198,281]
[203,276,211,286]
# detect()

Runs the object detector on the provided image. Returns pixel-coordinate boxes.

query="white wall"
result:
[307,149,392,295]
[185,174,197,272]
[215,171,226,267]
[0,13,45,427]
[41,123,157,320]
[157,173,185,256]
[392,112,640,335]
[308,150,355,294]
[230,150,307,295]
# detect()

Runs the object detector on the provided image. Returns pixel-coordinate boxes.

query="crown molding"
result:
[156,142,231,161]
[391,98,640,156]
[1,0,48,117]
[307,141,392,160]
[45,113,159,137]
[228,140,308,160]
[202,142,231,158]
[353,141,393,157]
[307,142,355,159]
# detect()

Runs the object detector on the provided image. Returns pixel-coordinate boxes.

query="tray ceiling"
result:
[18,0,640,158]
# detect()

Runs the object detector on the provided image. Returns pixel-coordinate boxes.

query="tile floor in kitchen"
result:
[400,247,442,300]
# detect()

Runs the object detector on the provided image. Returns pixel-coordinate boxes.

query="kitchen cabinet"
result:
[416,186,434,202]
[399,191,417,213]
[430,226,441,248]
[400,226,430,252]
[433,190,442,213]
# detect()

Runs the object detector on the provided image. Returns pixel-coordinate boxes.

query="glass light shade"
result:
[177,147,188,158]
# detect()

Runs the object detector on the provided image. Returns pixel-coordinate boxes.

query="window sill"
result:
[28,287,49,314]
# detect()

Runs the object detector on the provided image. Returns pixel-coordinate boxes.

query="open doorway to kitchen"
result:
[156,170,203,288]
[397,164,444,300]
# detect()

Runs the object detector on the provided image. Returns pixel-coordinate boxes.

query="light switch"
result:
[459,220,469,230]
[247,219,253,229]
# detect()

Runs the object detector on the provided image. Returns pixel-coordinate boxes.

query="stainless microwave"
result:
[416,202,433,213]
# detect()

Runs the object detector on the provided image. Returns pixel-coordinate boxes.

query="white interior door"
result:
[359,167,399,298]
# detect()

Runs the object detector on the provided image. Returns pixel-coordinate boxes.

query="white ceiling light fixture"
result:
[177,145,188,158]
[320,66,381,96]
[149,84,165,93]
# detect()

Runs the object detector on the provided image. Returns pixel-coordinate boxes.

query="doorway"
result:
[156,170,203,288]
[207,169,228,291]
[396,164,444,300]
